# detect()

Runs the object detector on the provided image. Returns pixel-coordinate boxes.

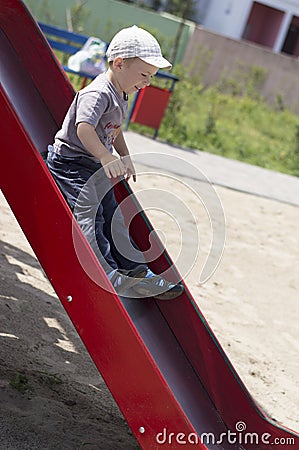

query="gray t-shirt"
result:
[54,73,128,159]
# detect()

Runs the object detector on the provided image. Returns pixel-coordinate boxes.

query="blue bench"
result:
[38,22,108,86]
[39,22,178,87]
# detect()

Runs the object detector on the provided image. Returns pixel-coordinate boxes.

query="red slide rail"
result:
[0,1,298,449]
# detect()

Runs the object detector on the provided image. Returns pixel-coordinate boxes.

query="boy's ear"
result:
[113,57,124,70]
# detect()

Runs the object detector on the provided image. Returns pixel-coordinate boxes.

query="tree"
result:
[165,0,195,20]
[170,0,195,63]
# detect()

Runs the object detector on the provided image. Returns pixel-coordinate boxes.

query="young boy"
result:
[47,25,184,300]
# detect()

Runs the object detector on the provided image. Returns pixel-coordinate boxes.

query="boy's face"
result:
[114,57,158,94]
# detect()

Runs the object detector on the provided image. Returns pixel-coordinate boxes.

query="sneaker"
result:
[132,274,184,300]
[118,265,148,279]
[110,264,148,295]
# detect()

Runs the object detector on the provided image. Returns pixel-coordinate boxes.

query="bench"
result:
[38,22,108,87]
[39,22,178,86]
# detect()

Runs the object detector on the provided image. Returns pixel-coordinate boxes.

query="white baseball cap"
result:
[106,25,172,70]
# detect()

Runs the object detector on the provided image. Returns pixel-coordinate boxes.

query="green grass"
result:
[157,73,299,177]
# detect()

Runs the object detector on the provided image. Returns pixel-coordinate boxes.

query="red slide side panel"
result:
[0,83,205,449]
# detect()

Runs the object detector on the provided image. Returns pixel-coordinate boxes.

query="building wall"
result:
[193,0,210,23]
[199,0,299,53]
[183,25,299,113]
[200,0,253,39]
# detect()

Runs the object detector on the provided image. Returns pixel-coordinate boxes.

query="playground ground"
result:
[0,132,298,449]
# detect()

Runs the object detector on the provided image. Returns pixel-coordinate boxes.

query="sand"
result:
[0,152,298,449]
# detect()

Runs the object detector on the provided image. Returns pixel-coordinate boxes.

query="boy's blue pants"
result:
[47,150,146,275]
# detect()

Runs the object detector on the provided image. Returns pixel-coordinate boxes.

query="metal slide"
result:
[0,1,298,448]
